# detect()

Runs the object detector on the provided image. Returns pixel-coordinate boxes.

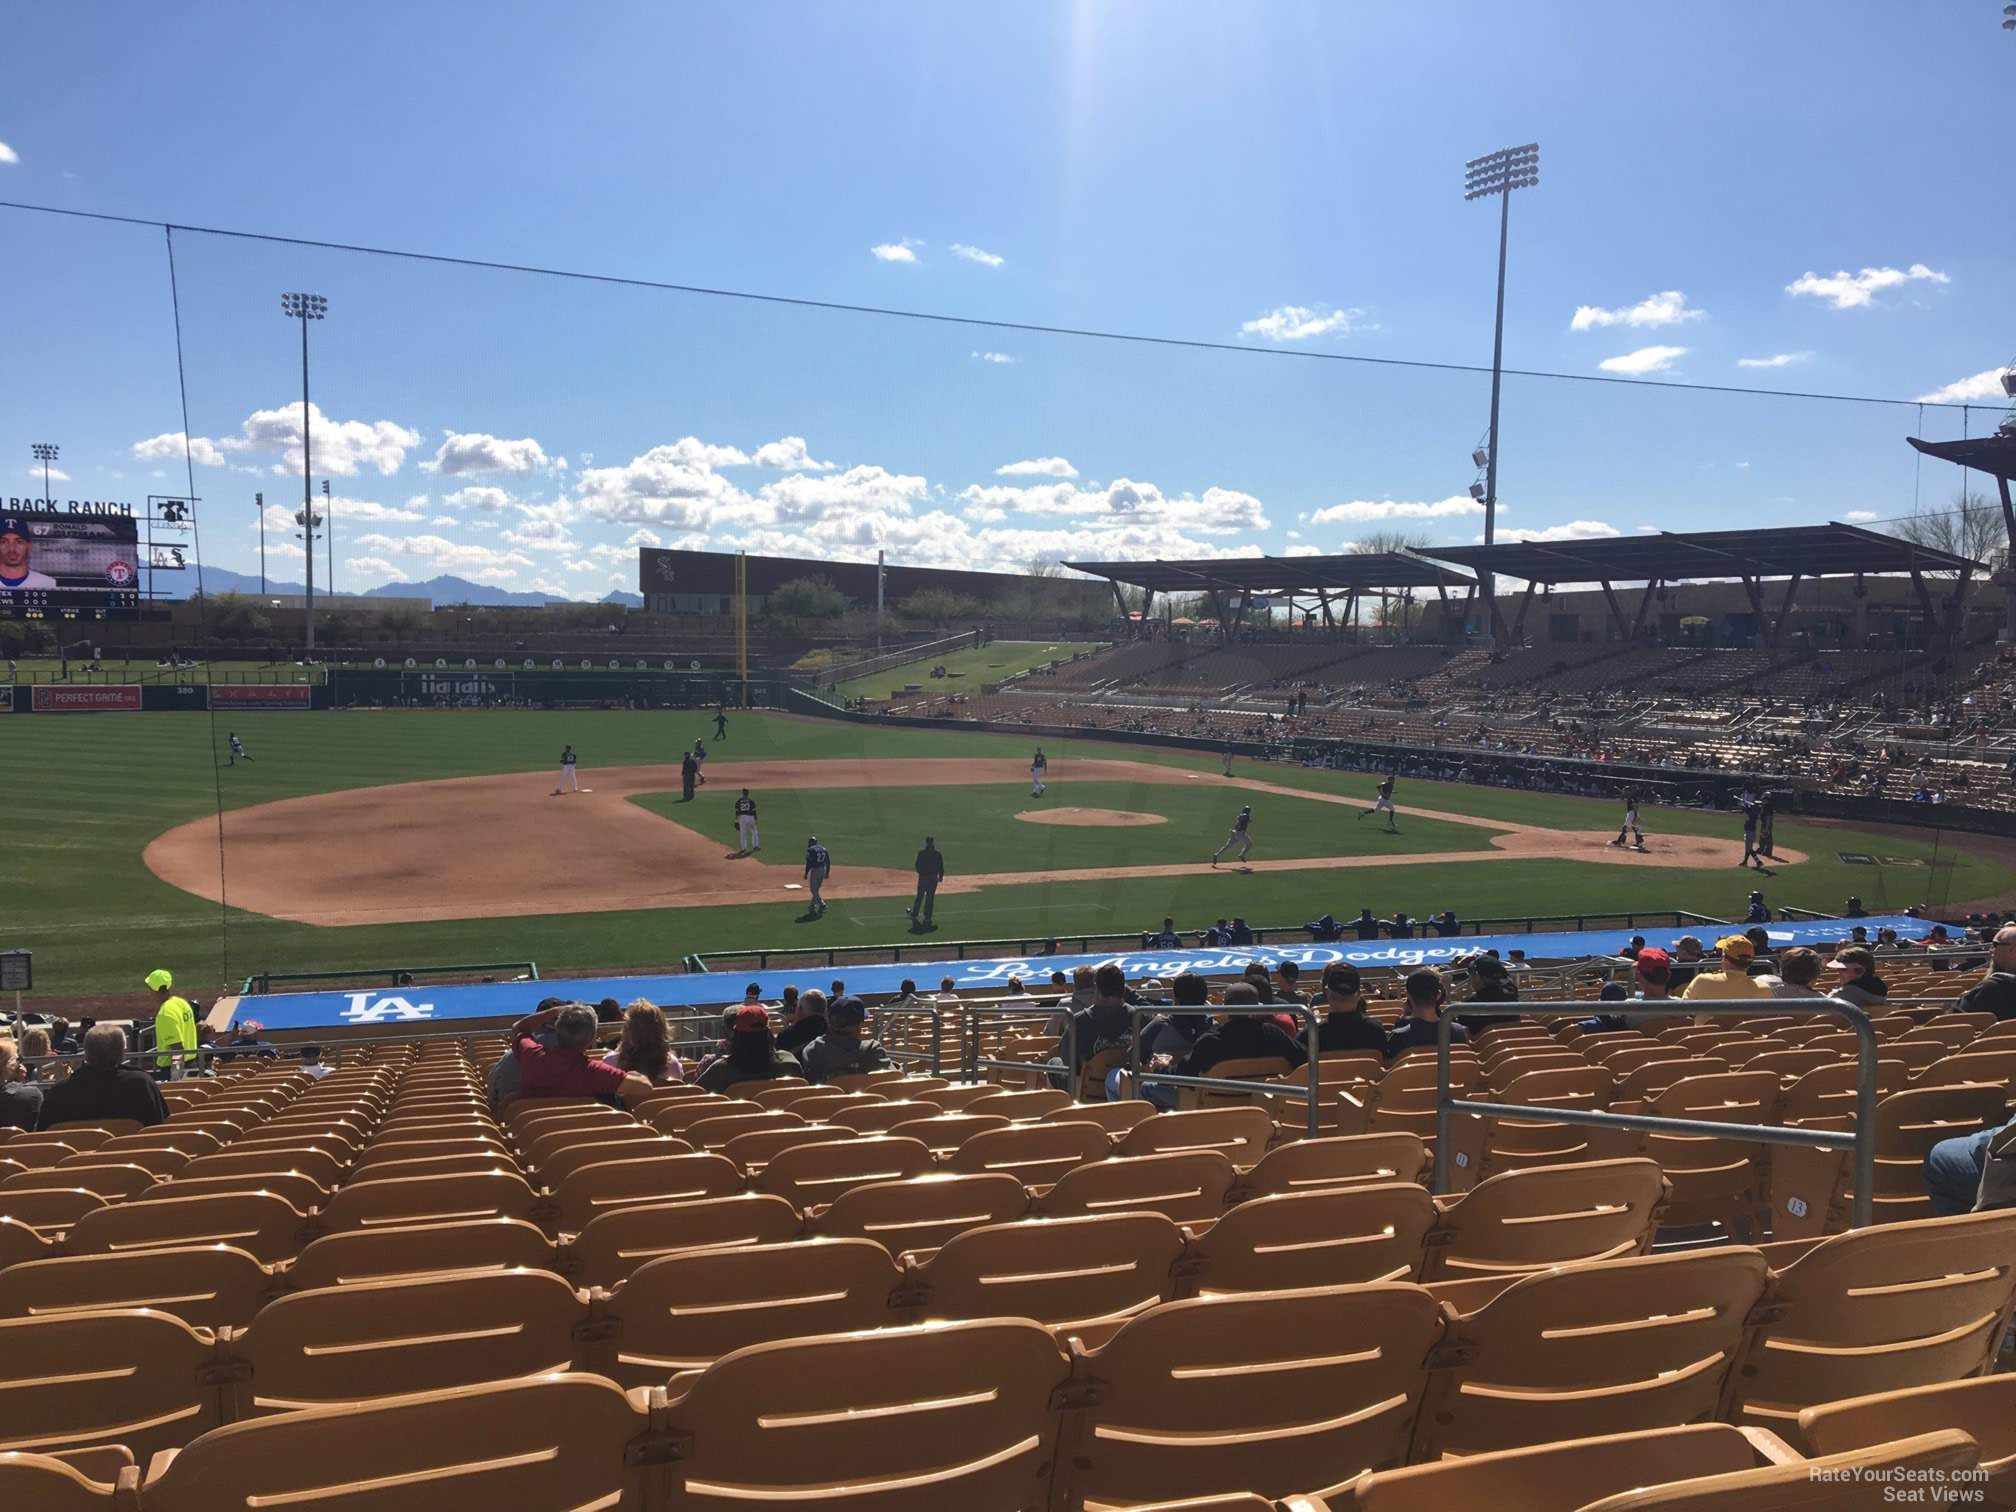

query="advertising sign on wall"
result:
[31,684,141,713]
[210,684,315,709]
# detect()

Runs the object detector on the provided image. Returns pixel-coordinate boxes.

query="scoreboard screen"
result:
[0,509,143,612]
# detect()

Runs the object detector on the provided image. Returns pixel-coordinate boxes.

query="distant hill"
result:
[172,568,608,607]
[601,589,644,607]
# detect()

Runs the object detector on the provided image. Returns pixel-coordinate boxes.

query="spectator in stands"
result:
[488,995,567,1109]
[1845,896,1868,918]
[217,1020,278,1062]
[1679,936,1772,1004]
[1743,927,1775,975]
[510,1002,653,1107]
[1039,971,1068,1006]
[1769,947,1828,999]
[1618,935,1647,960]
[1112,973,1214,1106]
[595,997,623,1026]
[1307,963,1388,1055]
[603,1000,683,1084]
[699,1005,803,1092]
[1057,963,1137,1083]
[1385,969,1466,1058]
[1949,925,2016,1021]
[1385,911,1416,939]
[46,1017,77,1055]
[1634,950,1676,1004]
[1227,917,1254,946]
[1273,961,1306,1006]
[775,989,827,1056]
[1506,949,1530,973]
[1044,966,1098,1037]
[1668,936,1705,992]
[1432,910,1461,937]
[297,1045,331,1080]
[802,996,888,1083]
[1826,946,1890,1010]
[740,982,766,1010]
[0,1036,41,1129]
[1353,909,1382,941]
[1303,914,1344,942]
[1167,981,1306,1079]
[997,975,1036,1017]
[36,1024,165,1129]
[146,968,197,1080]
[1925,1109,2016,1216]
[1147,917,1183,948]
[16,1026,52,1080]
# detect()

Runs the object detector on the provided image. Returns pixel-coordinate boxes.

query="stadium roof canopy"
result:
[1060,551,1473,595]
[1908,430,2016,486]
[1414,522,1977,584]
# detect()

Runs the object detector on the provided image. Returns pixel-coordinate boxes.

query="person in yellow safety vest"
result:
[146,968,198,1077]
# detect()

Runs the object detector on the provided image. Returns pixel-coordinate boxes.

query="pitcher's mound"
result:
[1017,807,1168,828]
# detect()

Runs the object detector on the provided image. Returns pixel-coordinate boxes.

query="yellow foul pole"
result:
[736,551,749,708]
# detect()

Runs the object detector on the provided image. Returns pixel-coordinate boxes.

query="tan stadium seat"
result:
[1636,1071,1780,1235]
[342,1152,519,1187]
[355,1135,509,1172]
[1040,1149,1238,1226]
[27,1127,117,1151]
[2,1163,155,1201]
[908,1211,1183,1336]
[318,1170,541,1233]
[289,1218,557,1290]
[61,1146,194,1180]
[1800,1375,2016,1507]
[772,1091,869,1122]
[0,1187,105,1234]
[828,1068,908,1093]
[507,1100,627,1134]
[163,1170,331,1209]
[568,1193,805,1290]
[0,1449,124,1510]
[0,1244,279,1329]
[1734,1209,2016,1437]
[642,1095,738,1136]
[1771,1082,2008,1238]
[820,1097,940,1134]
[1419,1158,1668,1282]
[811,1172,1029,1255]
[964,1087,1073,1121]
[632,1082,715,1108]
[1041,1099,1158,1135]
[1412,1247,1769,1460]
[1184,1183,1438,1293]
[520,1122,661,1173]
[103,1126,225,1156]
[604,1236,902,1383]
[1610,1055,1729,1109]
[886,1112,1013,1156]
[0,1214,55,1269]
[132,1371,651,1512]
[229,1131,359,1166]
[1914,1047,2016,1093]
[1235,1132,1428,1199]
[227,1267,590,1415]
[686,1109,810,1151]
[747,1081,837,1112]
[1117,1106,1275,1169]
[0,1140,79,1171]
[1896,1020,1985,1053]
[720,1123,854,1174]
[914,1083,1005,1112]
[179,1146,349,1189]
[655,1319,1066,1509]
[1444,1066,1634,1192]
[0,1157,26,1186]
[946,1121,1109,1188]
[0,1309,224,1461]
[753,1135,935,1210]
[1054,1282,1448,1507]
[537,1135,691,1190]
[1578,1430,1981,1511]
[551,1151,741,1236]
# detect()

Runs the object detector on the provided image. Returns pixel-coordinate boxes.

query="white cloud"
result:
[573,443,761,530]
[265,541,305,560]
[0,142,17,165]
[764,464,928,523]
[623,528,663,548]
[1916,368,2009,404]
[351,531,534,582]
[751,436,834,471]
[441,486,513,513]
[972,351,1017,364]
[227,401,423,476]
[950,243,1004,268]
[1569,290,1705,332]
[1786,263,1948,310]
[1636,526,1660,534]
[133,431,228,467]
[1240,304,1364,342]
[1735,462,1752,469]
[959,478,1266,534]
[1490,521,1621,543]
[1309,496,1483,525]
[996,457,1078,479]
[1843,511,1879,522]
[870,242,917,263]
[502,499,577,549]
[1284,545,1324,557]
[346,556,398,580]
[320,494,426,525]
[431,515,457,525]
[27,465,71,482]
[421,432,549,475]
[1737,352,1808,369]
[1598,345,1688,376]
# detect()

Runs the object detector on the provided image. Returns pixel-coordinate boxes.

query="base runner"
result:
[733,789,760,853]
[1211,804,1253,867]
[1357,773,1398,832]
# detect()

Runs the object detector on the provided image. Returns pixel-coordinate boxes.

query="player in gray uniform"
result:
[733,789,760,853]
[803,836,831,915]
[1611,791,1646,851]
[553,744,581,795]
[1030,747,1047,797]
[1358,773,1398,832]
[1211,804,1253,866]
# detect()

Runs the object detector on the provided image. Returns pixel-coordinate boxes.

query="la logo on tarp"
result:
[339,992,436,1023]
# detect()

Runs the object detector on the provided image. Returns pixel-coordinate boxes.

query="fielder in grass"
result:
[1358,772,1398,832]
[553,744,581,795]
[1211,804,1253,867]
[1030,747,1047,797]
[733,789,760,854]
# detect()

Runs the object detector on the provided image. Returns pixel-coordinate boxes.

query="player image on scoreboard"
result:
[0,511,142,609]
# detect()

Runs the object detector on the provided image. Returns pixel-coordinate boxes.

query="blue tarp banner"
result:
[238,915,1930,1032]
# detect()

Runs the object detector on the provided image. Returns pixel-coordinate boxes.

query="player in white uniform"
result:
[1030,747,1047,796]
[1211,804,1253,866]
[1611,792,1646,851]
[733,789,760,853]
[1358,773,1398,832]
[227,732,252,766]
[553,744,581,795]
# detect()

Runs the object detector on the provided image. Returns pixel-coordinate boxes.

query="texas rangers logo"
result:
[106,559,136,587]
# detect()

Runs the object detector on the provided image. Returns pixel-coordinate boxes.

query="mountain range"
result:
[177,565,642,608]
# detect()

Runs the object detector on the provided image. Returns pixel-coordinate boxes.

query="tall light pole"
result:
[279,292,327,650]
[256,492,267,594]
[322,477,334,602]
[30,443,58,506]
[1464,142,1540,643]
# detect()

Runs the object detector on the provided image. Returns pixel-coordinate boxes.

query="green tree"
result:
[899,587,984,626]
[377,607,423,645]
[765,575,852,620]
[208,592,273,643]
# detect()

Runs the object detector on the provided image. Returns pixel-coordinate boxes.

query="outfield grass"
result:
[829,639,1101,702]
[7,707,2012,1001]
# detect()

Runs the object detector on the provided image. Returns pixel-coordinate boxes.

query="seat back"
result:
[720,1124,855,1174]
[910,1211,1184,1333]
[1799,1375,2016,1496]
[752,1136,934,1210]
[551,1151,741,1235]
[1186,1183,1438,1293]
[1039,1150,1237,1226]
[1422,1158,1667,1282]
[945,1121,1109,1187]
[318,1170,540,1233]
[886,1113,1014,1156]
[289,1218,556,1291]
[568,1193,804,1290]
[1117,1106,1275,1168]
[1234,1133,1429,1198]
[1641,1072,1780,1232]
[963,1088,1073,1121]
[64,1191,310,1266]
[811,1172,1029,1256]
[0,1309,222,1460]
[0,1244,277,1329]
[1040,1099,1157,1135]
[1575,1430,1980,1511]
[819,1098,939,1134]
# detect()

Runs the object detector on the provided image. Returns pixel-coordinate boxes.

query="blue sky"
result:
[1,1,2011,599]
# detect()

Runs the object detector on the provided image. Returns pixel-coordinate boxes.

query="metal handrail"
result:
[1431,997,1881,1229]
[1126,1003,1324,1138]
[241,961,539,994]
[956,1001,1074,1088]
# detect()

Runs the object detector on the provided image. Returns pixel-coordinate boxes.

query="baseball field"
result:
[10,707,2015,1003]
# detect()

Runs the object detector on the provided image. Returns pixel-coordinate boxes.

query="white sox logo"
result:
[339,992,436,1023]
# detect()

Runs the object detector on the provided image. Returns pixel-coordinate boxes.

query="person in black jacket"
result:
[1950,925,2016,1021]
[1306,962,1388,1055]
[909,837,946,928]
[1384,969,1467,1059]
[36,1025,166,1129]
[1305,914,1344,942]
[1169,983,1307,1078]
[775,988,828,1055]
[1352,909,1382,941]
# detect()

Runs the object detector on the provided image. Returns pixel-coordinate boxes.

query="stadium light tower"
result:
[1464,142,1540,643]
[31,443,58,506]
[279,292,327,651]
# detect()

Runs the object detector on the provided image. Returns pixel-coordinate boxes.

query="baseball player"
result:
[1357,773,1398,832]
[1211,804,1254,867]
[1030,747,1047,797]
[227,731,252,766]
[553,744,581,795]
[1220,740,1235,777]
[691,738,708,786]
[733,789,760,853]
[803,836,832,915]
[1611,791,1645,851]
[1740,798,1767,870]
[713,705,729,740]
[0,516,57,592]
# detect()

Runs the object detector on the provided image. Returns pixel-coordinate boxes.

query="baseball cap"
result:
[733,1005,770,1032]
[828,995,867,1028]
[1715,934,1756,961]
[144,969,174,991]
[1635,947,1671,968]
[235,1019,265,1035]
[0,516,27,540]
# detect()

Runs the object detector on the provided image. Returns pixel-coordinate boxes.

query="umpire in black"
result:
[680,749,699,802]
[910,836,946,928]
